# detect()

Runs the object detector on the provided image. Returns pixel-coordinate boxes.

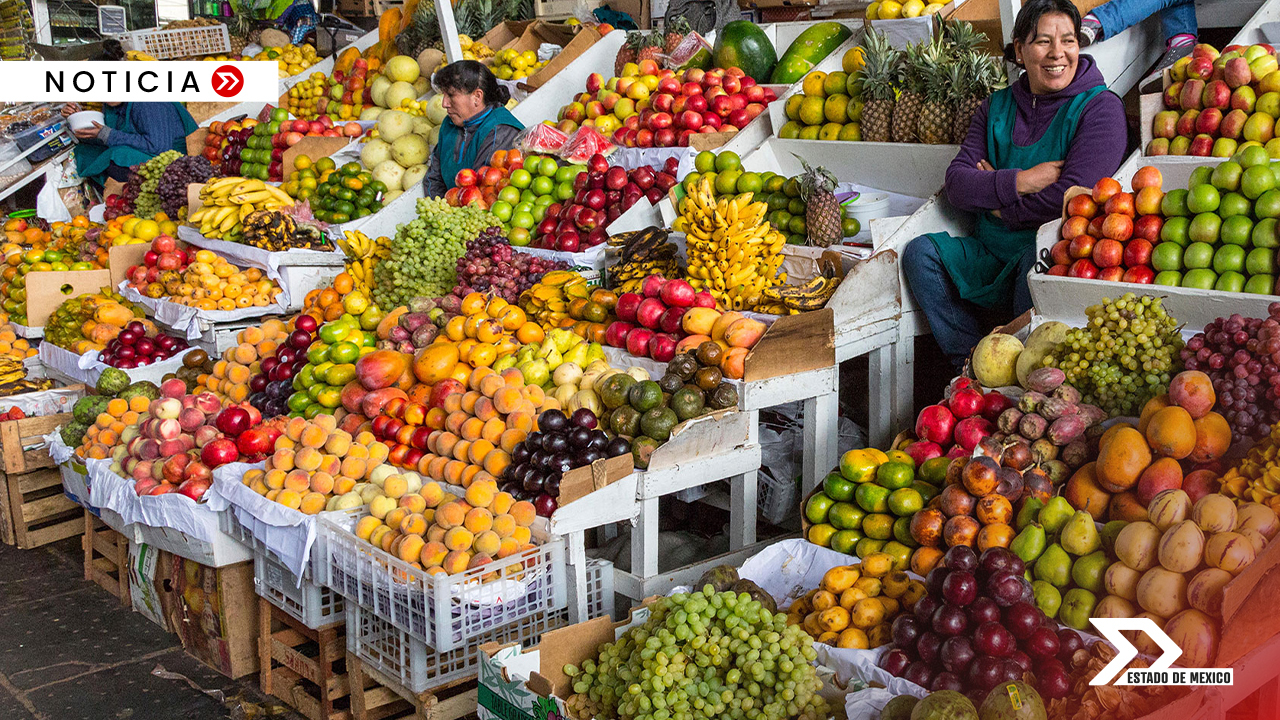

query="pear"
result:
[1033,543,1072,588]
[1011,523,1047,564]
[1016,497,1045,531]
[1060,510,1102,556]
[562,342,589,368]
[1032,580,1062,618]
[1039,496,1074,535]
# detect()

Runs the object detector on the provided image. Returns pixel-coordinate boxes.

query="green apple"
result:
[1184,242,1216,269]
[1155,270,1183,286]
[1246,274,1275,293]
[1183,268,1219,289]
[1216,270,1246,292]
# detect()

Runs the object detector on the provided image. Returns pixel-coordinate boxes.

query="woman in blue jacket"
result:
[424,61,523,197]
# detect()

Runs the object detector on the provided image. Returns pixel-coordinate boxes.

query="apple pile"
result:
[1149,42,1280,157]
[125,235,190,291]
[99,320,191,369]
[910,377,1015,463]
[113,378,279,500]
[1044,169,1161,283]
[604,276,715,362]
[879,545,1087,706]
[533,154,678,251]
[556,63,777,148]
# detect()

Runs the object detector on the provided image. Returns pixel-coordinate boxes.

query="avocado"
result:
[628,380,664,413]
[695,564,739,592]
[631,436,660,469]
[640,407,678,441]
[671,387,706,422]
[599,373,636,410]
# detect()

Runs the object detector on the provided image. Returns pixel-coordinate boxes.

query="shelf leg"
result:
[868,343,894,449]
[631,496,659,582]
[802,389,839,495]
[729,470,757,550]
[567,531,589,624]
[891,331,916,438]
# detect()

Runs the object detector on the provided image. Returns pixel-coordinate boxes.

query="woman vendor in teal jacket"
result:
[60,40,198,188]
[424,60,523,197]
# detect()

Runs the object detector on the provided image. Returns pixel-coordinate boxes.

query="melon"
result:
[372,160,406,191]
[712,21,777,83]
[370,75,393,107]
[385,81,417,111]
[359,107,384,121]
[412,116,435,136]
[391,134,429,167]
[402,164,428,190]
[384,189,404,203]
[377,110,414,142]
[360,138,392,169]
[385,55,421,84]
[412,76,430,97]
[425,94,447,125]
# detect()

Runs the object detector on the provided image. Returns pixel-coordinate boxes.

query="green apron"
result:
[75,103,197,186]
[435,105,523,191]
[926,84,1108,308]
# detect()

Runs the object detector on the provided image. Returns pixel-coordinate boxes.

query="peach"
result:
[367,442,389,468]
[442,394,463,413]
[445,411,467,435]
[497,536,520,558]
[479,374,505,399]
[493,513,517,538]
[468,439,495,465]
[312,414,337,433]
[420,540,448,567]
[444,460,466,485]
[475,397,499,422]
[469,366,494,390]
[276,489,303,509]
[244,468,265,486]
[286,416,308,441]
[421,482,445,508]
[341,456,368,480]
[465,480,497,508]
[385,508,409,532]
[294,447,322,472]
[284,470,312,493]
[368,525,392,549]
[436,501,466,529]
[300,423,328,449]
[483,450,511,478]
[401,512,428,536]
[250,479,270,495]
[461,465,481,488]
[265,469,287,489]
[461,391,481,414]
[465,507,494,533]
[426,525,447,543]
[469,552,494,574]
[309,472,335,495]
[507,412,534,435]
[460,417,484,442]
[266,489,280,502]
[380,530,400,553]
[453,440,472,462]
[356,515,382,540]
[521,385,545,407]
[442,550,472,574]
[492,492,515,516]
[493,387,523,415]
[398,534,425,563]
[273,448,296,471]
[325,430,352,456]
[383,474,408,498]
[427,455,449,481]
[335,476,356,495]
[511,501,537,527]
[500,368,524,386]
[512,526,531,545]
[425,408,447,430]
[319,454,342,476]
[355,430,377,446]
[275,436,296,451]
[400,494,427,514]
[445,526,474,551]
[499,429,527,454]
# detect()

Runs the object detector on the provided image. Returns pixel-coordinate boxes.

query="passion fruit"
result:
[658,373,684,394]
[694,366,723,392]
[696,341,724,367]
[183,348,209,368]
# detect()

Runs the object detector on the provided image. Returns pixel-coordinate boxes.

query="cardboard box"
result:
[526,23,601,91]
[608,0,652,28]
[166,557,260,679]
[26,269,113,329]
[483,20,536,51]
[281,136,352,178]
[129,542,173,632]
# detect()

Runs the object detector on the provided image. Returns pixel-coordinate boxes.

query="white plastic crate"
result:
[580,557,614,621]
[758,471,799,527]
[122,24,230,59]
[254,550,345,630]
[317,508,567,653]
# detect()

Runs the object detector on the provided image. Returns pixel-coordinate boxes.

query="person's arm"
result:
[943,100,1022,213]
[470,124,522,171]
[996,92,1129,230]
[424,143,447,198]
[100,103,184,155]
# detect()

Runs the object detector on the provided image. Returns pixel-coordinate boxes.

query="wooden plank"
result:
[5,467,25,546]
[0,414,70,474]
[17,468,62,494]
[425,687,476,720]
[21,516,84,549]
[22,493,78,523]
[273,638,322,686]
[0,469,14,545]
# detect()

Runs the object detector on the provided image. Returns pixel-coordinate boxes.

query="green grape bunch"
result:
[371,198,497,311]
[562,587,828,720]
[133,150,182,219]
[1042,292,1185,417]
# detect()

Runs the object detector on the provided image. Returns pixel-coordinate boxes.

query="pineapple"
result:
[952,52,1000,143]
[797,159,841,247]
[944,20,986,57]
[664,17,689,54]
[891,42,925,143]
[915,40,955,145]
[615,32,639,76]
[396,0,439,57]
[636,32,663,67]
[859,30,900,143]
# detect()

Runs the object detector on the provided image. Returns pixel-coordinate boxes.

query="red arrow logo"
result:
[212,65,243,97]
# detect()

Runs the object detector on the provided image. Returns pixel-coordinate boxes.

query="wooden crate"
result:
[83,510,129,605]
[347,653,477,720]
[260,598,357,720]
[0,413,82,549]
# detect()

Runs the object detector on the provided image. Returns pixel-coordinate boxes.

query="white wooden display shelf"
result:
[546,470,638,624]
[739,365,839,496]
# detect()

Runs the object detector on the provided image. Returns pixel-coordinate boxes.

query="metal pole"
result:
[1000,0,1020,46]
[436,0,464,63]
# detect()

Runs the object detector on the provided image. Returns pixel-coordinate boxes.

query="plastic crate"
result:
[122,24,230,59]
[317,508,567,653]
[581,557,614,621]
[254,550,345,630]
[758,470,799,527]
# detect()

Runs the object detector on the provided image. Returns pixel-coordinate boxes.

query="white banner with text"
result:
[0,62,278,103]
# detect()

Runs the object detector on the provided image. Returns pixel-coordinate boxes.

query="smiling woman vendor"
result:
[424,61,523,198]
[60,41,197,189]
[902,0,1128,369]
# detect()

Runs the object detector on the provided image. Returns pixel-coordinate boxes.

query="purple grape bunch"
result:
[1180,305,1280,442]
[158,156,214,218]
[451,229,570,302]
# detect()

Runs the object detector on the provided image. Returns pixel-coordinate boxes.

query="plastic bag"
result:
[559,125,616,164]
[514,123,569,155]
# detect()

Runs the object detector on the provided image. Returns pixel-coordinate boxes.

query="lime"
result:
[804,492,834,524]
[855,483,890,513]
[823,472,856,501]
[736,172,763,194]
[856,538,886,558]
[830,529,863,555]
[828,502,866,530]
[887,488,924,516]
[714,151,741,172]
[862,513,894,540]
[807,523,837,547]
[695,150,717,173]
[876,461,914,489]
[840,449,881,484]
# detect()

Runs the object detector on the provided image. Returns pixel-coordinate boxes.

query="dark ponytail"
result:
[1002,0,1081,64]
[100,38,126,61]
[434,60,510,107]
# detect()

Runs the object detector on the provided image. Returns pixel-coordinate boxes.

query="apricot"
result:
[492,492,515,516]
[419,540,448,567]
[355,431,377,446]
[497,537,520,558]
[427,455,449,481]
[293,447,321,472]
[445,411,468,435]
[444,460,466,485]
[368,525,392,549]
[356,516,382,540]
[436,431,460,459]
[479,374,505,399]
[309,472,335,495]
[453,440,472,462]
[272,447,296,472]
[285,416,308,442]
[266,489,280,502]
[417,454,434,476]
[512,526,531,545]
[499,428,527,454]
[500,367,525,386]
[492,387,522,415]
[334,476,356,495]
[400,512,428,536]
[461,391,481,415]
[1146,406,1196,459]
[445,526,474,551]
[442,550,472,575]
[468,439,495,465]
[465,507,494,534]
[460,464,481,488]
[521,385,545,407]
[435,501,466,529]
[385,508,409,532]
[426,525,447,543]
[319,454,342,476]
[460,417,484,442]
[265,469,287,489]
[511,501,537,527]
[493,513,517,538]
[421,482,445,507]
[442,393,463,414]
[465,480,496,508]
[296,491,325,514]
[276,489,303,509]
[1190,412,1231,463]
[312,414,337,433]
[483,450,511,478]
[300,423,328,449]
[380,530,400,553]
[397,534,425,563]
[506,412,534,434]
[382,474,408,499]
[341,456,367,480]
[474,397,499,422]
[399,494,427,514]
[284,470,312,493]
[250,479,270,495]
[325,430,353,456]
[367,442,389,468]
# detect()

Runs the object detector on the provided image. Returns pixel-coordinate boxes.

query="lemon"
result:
[824,94,850,122]
[799,125,821,140]
[785,94,804,120]
[923,2,946,12]
[838,123,862,141]
[802,71,827,98]
[798,95,827,125]
[902,0,925,16]
[842,47,866,75]
[878,0,903,17]
[819,123,843,141]
[866,2,880,18]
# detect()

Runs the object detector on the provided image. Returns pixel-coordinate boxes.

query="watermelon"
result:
[769,22,853,84]
[713,21,777,84]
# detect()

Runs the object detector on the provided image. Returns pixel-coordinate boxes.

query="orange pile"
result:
[243,414,390,513]
[303,273,358,322]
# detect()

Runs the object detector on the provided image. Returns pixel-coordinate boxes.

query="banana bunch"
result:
[519,270,590,329]
[0,356,27,387]
[188,178,294,241]
[125,50,156,60]
[673,177,786,311]
[761,259,841,313]
[335,230,391,297]
[608,227,682,295]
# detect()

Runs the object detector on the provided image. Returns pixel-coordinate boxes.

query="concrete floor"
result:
[0,536,299,720]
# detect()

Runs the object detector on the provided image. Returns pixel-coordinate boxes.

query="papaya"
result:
[379,8,401,44]
[335,46,360,75]
[769,22,852,84]
[399,0,419,32]
[713,21,777,84]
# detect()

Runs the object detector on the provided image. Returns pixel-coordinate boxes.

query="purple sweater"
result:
[944,56,1128,231]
